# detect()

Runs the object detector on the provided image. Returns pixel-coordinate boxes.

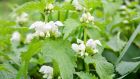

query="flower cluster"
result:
[16,12,28,24]
[45,3,54,14]
[25,21,63,43]
[72,39,101,56]
[80,12,94,23]
[39,65,53,79]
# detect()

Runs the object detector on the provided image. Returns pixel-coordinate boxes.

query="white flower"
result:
[55,21,63,27]
[80,12,94,23]
[46,4,54,10]
[10,31,21,43]
[29,21,45,31]
[29,21,47,37]
[72,43,79,52]
[86,39,101,48]
[29,21,63,38]
[72,0,83,10]
[86,39,101,53]
[47,21,63,37]
[16,12,28,23]
[71,39,86,56]
[25,33,35,43]
[39,65,53,79]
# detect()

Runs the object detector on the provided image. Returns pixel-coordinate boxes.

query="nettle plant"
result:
[0,0,140,79]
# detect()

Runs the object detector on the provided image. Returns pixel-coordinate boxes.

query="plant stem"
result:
[84,26,87,43]
[65,0,73,20]
[85,63,89,72]
[58,11,60,20]
[83,26,89,72]
[45,14,48,22]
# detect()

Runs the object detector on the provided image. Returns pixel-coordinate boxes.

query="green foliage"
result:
[0,0,140,79]
[107,33,126,52]
[63,19,80,39]
[13,1,44,13]
[76,72,97,79]
[85,54,114,79]
[42,39,76,79]
[116,61,140,75]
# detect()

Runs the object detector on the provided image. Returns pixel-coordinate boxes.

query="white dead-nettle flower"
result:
[80,12,94,23]
[25,33,35,43]
[10,31,21,43]
[86,39,102,53]
[29,21,63,38]
[29,21,46,37]
[45,3,54,13]
[46,21,63,37]
[16,12,28,23]
[72,39,86,56]
[46,4,54,10]
[39,65,53,79]
[72,0,83,11]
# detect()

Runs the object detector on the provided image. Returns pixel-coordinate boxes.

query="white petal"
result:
[29,21,45,30]
[47,4,54,10]
[25,33,35,43]
[55,21,63,27]
[94,40,102,46]
[10,31,21,43]
[79,43,85,52]
[86,39,94,47]
[39,65,53,74]
[72,43,79,52]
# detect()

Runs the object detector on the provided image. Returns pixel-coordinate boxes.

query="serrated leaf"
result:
[16,41,43,79]
[42,39,76,79]
[63,19,80,39]
[76,72,97,79]
[85,54,114,79]
[107,33,126,52]
[116,61,140,75]
[0,63,17,79]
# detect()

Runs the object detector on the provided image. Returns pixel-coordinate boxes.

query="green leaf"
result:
[107,33,126,52]
[21,41,43,61]
[116,24,140,64]
[87,26,101,40]
[42,39,76,79]
[13,1,44,13]
[76,72,97,79]
[85,54,114,79]
[63,19,80,39]
[122,44,140,61]
[116,61,140,75]
[16,41,43,79]
[0,63,17,79]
